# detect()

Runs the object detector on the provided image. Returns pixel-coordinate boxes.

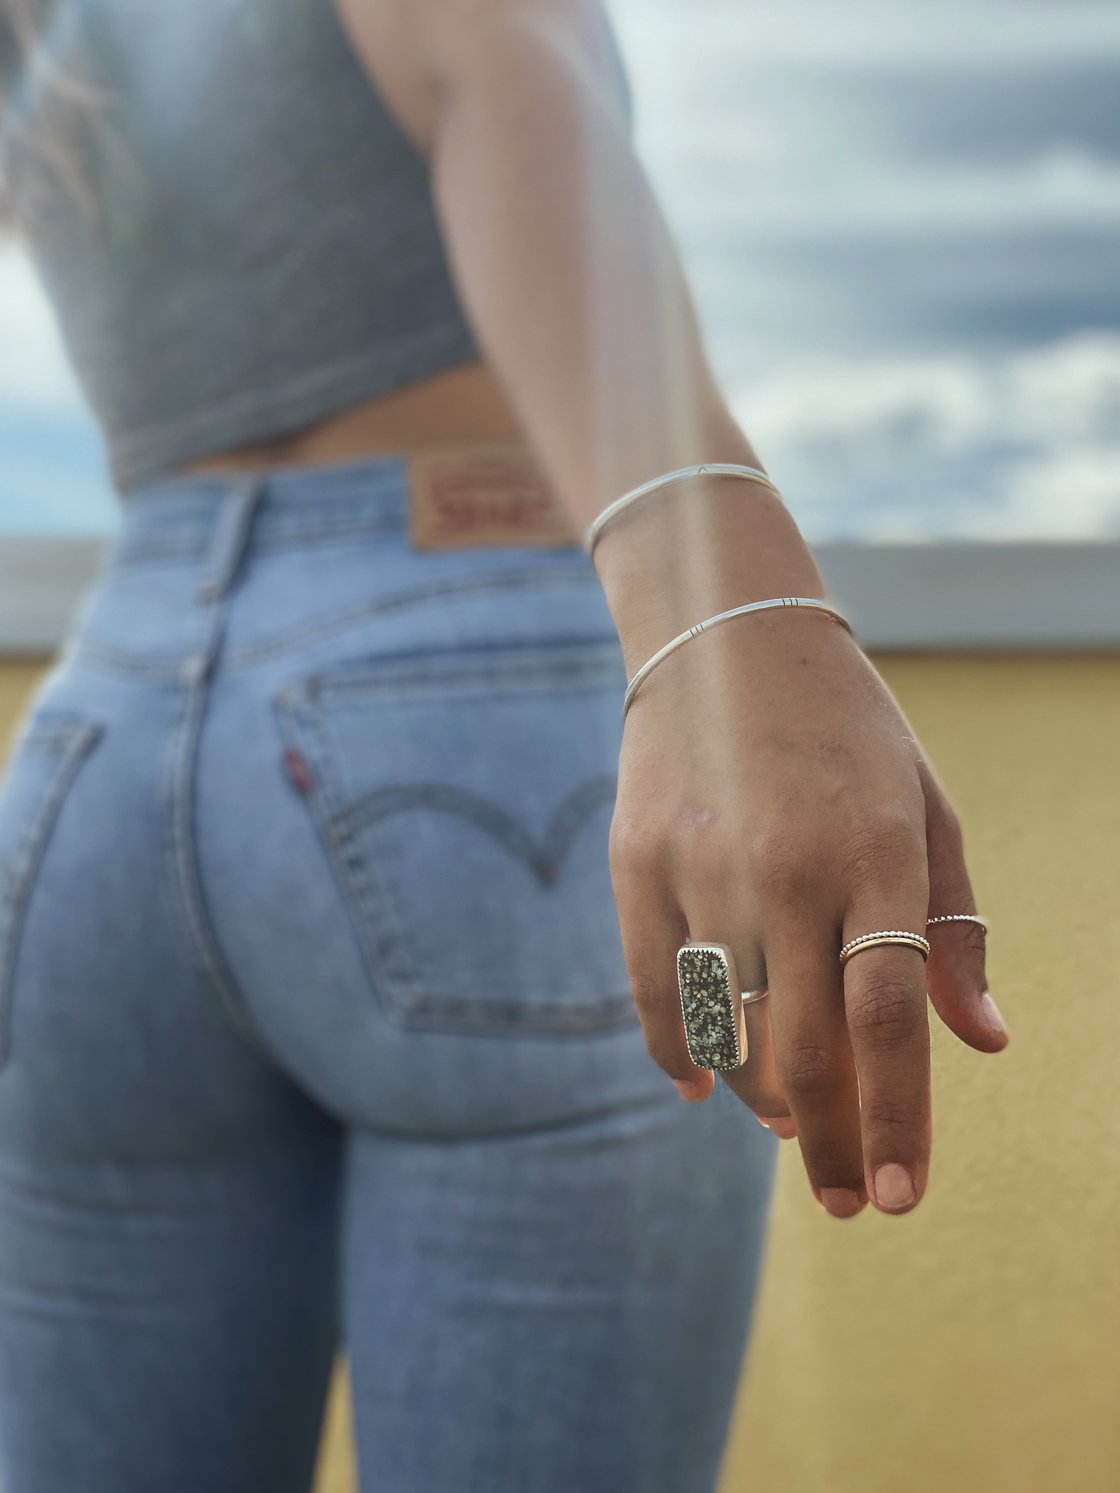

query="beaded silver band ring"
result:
[838,930,932,966]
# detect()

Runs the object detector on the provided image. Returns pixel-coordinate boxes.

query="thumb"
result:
[918,754,1010,1053]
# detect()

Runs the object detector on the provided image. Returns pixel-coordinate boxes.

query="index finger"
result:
[840,906,933,1214]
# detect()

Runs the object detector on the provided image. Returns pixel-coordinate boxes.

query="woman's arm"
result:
[334,0,1007,1220]
[332,0,825,646]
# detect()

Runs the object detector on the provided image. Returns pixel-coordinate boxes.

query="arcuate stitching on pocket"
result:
[336,776,619,888]
[272,659,636,1035]
[0,718,104,1069]
[311,652,623,701]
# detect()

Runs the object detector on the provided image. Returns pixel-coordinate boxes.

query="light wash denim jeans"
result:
[0,456,779,1493]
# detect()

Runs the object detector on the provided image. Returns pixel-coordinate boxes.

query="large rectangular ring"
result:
[676,941,747,1070]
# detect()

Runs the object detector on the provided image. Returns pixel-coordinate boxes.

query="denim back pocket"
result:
[0,710,104,1069]
[271,637,639,1036]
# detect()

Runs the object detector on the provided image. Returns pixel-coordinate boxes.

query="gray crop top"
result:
[7,0,634,493]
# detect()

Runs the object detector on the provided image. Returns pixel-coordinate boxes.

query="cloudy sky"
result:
[1,0,1118,539]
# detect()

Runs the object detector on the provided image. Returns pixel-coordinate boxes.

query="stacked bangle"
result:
[584,463,855,720]
[583,463,781,562]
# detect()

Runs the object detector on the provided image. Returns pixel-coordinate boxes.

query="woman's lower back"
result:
[177,358,527,482]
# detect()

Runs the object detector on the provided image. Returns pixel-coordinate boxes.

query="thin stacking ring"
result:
[927,913,988,933]
[838,930,931,966]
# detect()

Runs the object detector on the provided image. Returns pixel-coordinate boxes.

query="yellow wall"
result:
[3,651,1117,1493]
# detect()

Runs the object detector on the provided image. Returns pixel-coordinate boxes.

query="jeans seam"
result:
[67,566,603,679]
[313,656,626,700]
[0,719,104,1070]
[162,618,287,1071]
[219,564,602,666]
[113,516,404,568]
[66,645,192,681]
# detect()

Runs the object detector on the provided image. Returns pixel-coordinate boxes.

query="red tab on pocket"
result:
[283,747,313,794]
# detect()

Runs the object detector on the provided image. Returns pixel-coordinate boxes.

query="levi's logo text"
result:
[407,440,580,551]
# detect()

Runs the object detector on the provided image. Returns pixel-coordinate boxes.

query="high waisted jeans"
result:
[0,456,779,1493]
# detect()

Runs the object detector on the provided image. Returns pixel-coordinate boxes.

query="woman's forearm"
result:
[336,0,825,632]
[424,4,747,517]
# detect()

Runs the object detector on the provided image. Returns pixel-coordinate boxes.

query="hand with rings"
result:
[602,491,1011,1221]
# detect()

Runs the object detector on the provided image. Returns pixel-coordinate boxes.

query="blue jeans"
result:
[0,456,779,1493]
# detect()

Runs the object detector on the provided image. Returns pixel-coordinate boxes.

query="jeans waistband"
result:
[112,456,415,600]
[112,441,589,605]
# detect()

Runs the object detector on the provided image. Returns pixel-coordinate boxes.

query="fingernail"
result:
[673,1079,704,1103]
[756,1115,771,1128]
[980,990,1009,1036]
[873,1163,915,1210]
[819,1187,864,1218]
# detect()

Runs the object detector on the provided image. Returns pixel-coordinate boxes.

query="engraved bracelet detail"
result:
[622,597,854,720]
[584,462,782,561]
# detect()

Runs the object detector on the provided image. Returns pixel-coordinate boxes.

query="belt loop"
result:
[196,474,269,602]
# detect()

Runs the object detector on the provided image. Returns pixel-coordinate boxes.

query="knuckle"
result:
[608,820,664,880]
[779,1041,843,1101]
[862,1099,922,1132]
[963,920,988,958]
[848,979,925,1049]
[751,830,819,902]
[843,810,924,887]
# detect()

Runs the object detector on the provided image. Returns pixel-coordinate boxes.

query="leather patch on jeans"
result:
[406,439,580,550]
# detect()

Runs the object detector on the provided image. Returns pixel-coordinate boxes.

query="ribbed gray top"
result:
[10,0,630,493]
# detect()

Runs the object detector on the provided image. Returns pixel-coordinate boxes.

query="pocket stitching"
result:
[338,776,621,887]
[0,717,104,1069]
[272,651,636,1036]
[301,642,626,706]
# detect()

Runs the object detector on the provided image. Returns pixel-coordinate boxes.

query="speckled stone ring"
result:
[676,941,767,1072]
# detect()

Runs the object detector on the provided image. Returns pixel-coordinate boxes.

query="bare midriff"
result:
[177,357,527,476]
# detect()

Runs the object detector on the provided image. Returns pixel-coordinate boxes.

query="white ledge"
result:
[0,533,1118,656]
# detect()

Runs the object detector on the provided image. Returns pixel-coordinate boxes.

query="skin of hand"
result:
[336,0,1011,1219]
[599,487,1011,1219]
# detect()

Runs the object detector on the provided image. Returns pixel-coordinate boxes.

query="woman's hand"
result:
[599,486,1010,1221]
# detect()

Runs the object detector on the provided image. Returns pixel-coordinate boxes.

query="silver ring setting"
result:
[676,941,767,1071]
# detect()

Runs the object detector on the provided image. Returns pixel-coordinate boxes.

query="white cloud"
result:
[655,148,1120,240]
[613,0,1120,75]
[732,332,1120,539]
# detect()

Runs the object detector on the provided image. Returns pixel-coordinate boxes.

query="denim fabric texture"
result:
[0,455,779,1493]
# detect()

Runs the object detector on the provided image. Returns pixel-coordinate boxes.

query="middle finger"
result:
[763,910,868,1218]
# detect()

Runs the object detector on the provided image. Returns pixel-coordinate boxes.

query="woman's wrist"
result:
[592,475,829,675]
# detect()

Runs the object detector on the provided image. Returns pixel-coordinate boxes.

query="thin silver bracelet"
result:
[622,597,854,719]
[584,463,781,561]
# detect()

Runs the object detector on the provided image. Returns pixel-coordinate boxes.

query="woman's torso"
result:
[179,359,525,480]
[8,0,537,492]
